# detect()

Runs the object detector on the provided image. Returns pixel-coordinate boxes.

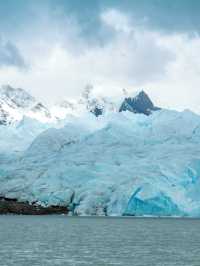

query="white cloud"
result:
[144,34,200,112]
[0,8,200,113]
[100,9,132,34]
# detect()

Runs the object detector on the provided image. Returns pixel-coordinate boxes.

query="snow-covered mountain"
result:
[0,85,52,125]
[0,84,160,126]
[0,84,119,155]
[51,85,117,119]
[1,84,200,217]
[52,86,161,120]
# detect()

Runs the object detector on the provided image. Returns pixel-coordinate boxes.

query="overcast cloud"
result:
[0,1,200,112]
[0,39,26,69]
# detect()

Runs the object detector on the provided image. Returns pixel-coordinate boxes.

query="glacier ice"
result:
[1,108,200,216]
[1,85,200,216]
[124,186,183,216]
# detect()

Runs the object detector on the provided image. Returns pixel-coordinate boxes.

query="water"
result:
[0,216,199,266]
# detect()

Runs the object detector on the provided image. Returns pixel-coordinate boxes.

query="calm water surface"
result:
[0,216,199,266]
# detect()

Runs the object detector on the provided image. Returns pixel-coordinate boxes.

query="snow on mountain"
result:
[0,85,36,108]
[1,108,200,216]
[0,85,55,157]
[0,84,159,126]
[51,85,117,119]
[51,99,78,119]
[0,85,53,124]
[0,84,115,156]
[52,87,161,121]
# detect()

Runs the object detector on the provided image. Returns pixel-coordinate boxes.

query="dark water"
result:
[0,216,199,266]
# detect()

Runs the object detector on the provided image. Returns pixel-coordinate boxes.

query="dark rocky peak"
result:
[80,85,105,117]
[119,90,161,115]
[0,104,10,125]
[90,106,103,117]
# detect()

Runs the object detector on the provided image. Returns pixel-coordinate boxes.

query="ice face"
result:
[123,186,183,216]
[1,108,200,216]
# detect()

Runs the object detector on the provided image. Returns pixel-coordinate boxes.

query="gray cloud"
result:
[0,1,200,49]
[0,40,26,69]
[98,9,175,85]
[0,2,200,113]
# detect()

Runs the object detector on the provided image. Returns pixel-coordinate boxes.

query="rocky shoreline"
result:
[0,197,68,215]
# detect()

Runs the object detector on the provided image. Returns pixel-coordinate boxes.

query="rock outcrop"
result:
[119,90,160,115]
[0,197,68,215]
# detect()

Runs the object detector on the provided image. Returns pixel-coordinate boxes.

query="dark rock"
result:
[31,102,52,118]
[0,104,10,125]
[90,106,103,117]
[119,90,161,115]
[0,197,68,215]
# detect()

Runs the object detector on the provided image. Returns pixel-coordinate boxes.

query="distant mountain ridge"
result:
[0,84,161,125]
[52,86,161,119]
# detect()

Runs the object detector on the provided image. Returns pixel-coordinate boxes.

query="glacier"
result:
[1,105,200,216]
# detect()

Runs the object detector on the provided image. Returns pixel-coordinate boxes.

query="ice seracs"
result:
[1,109,200,216]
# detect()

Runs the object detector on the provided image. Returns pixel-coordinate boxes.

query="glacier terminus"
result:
[0,85,200,217]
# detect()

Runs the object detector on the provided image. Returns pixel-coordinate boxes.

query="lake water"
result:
[0,216,199,266]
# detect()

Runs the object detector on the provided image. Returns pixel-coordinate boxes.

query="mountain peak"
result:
[119,90,161,115]
[0,85,36,108]
[0,85,52,125]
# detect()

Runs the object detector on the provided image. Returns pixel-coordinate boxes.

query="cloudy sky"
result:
[0,0,200,112]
